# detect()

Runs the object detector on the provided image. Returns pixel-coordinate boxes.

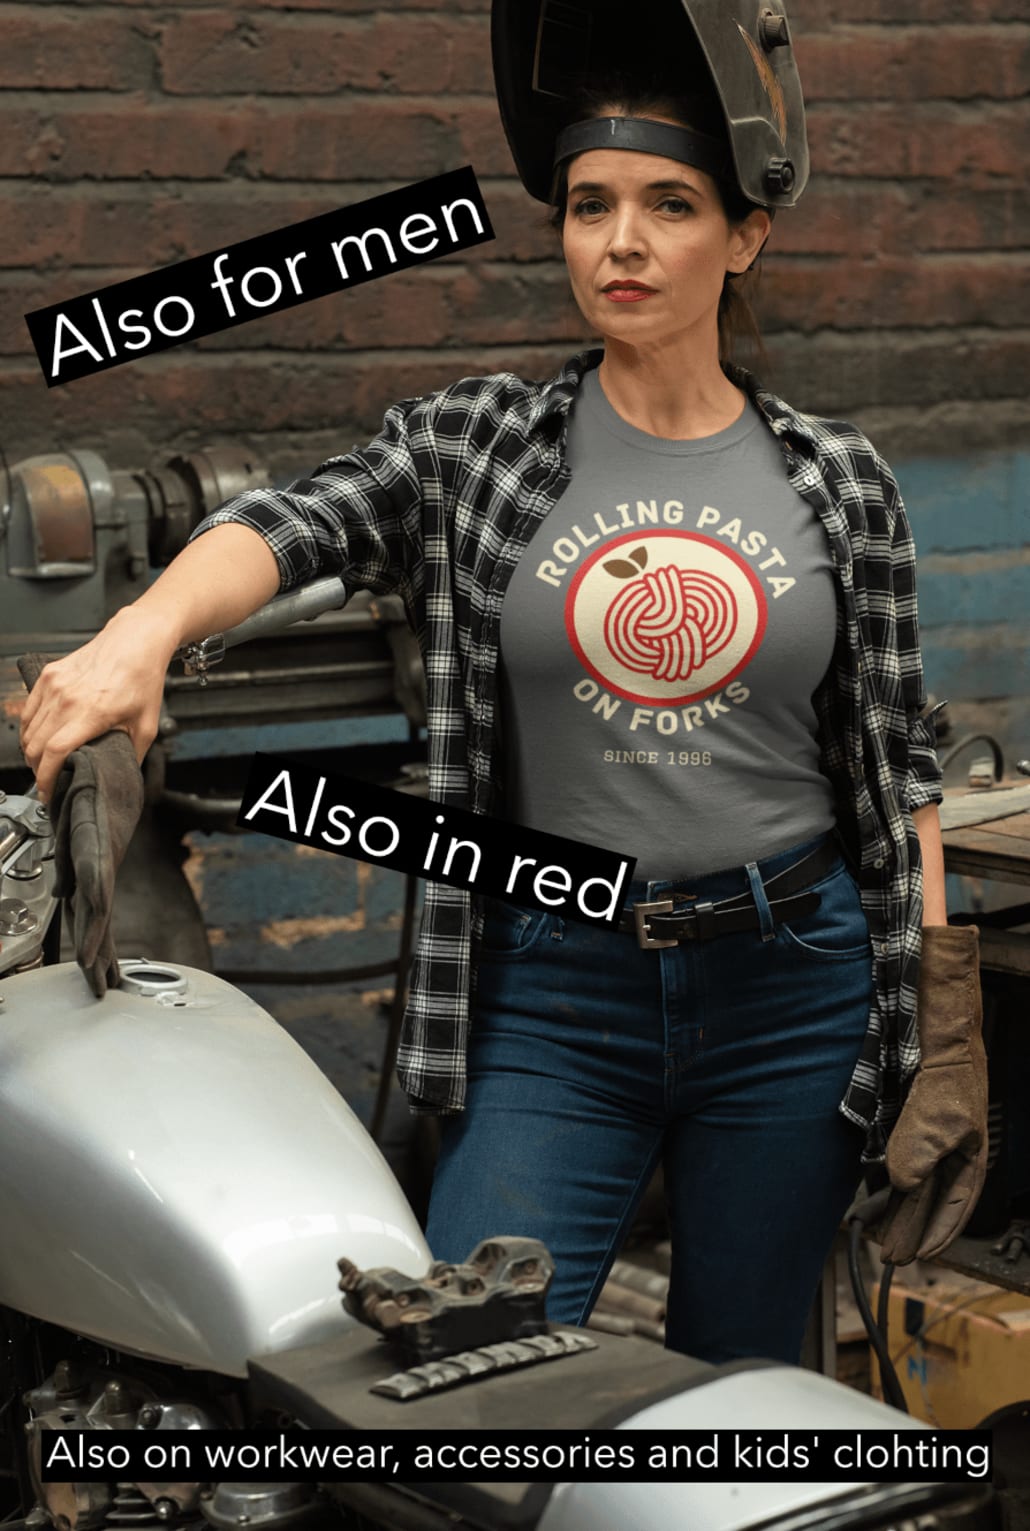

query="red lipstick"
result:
[602,280,656,303]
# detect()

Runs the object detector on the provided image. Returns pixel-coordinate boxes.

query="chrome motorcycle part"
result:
[26,1418,110,1530]
[35,1473,113,1531]
[0,794,56,974]
[201,1483,325,1531]
[114,962,189,1000]
[24,1370,131,1530]
[21,1352,242,1528]
[97,1383,138,1430]
[0,899,37,936]
[106,1486,160,1527]
[6,842,44,880]
[124,1397,223,1520]
[0,795,53,872]
[0,961,430,1377]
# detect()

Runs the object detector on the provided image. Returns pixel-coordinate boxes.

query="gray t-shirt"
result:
[497,369,839,878]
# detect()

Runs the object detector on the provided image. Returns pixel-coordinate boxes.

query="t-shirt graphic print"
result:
[498,368,839,878]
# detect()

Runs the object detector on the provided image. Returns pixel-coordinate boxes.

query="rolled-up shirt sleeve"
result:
[188,394,427,598]
[883,460,945,812]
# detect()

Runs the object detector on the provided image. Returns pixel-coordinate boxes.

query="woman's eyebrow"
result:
[568,176,704,197]
[649,178,703,194]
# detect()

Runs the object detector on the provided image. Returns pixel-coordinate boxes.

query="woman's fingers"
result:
[19,670,43,728]
[18,614,172,801]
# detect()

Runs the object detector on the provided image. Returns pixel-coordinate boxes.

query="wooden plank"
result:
[944,850,1030,885]
[942,826,1030,885]
[976,814,1030,844]
[933,1235,1030,1298]
[978,928,1030,981]
[939,788,1030,832]
[943,812,1030,846]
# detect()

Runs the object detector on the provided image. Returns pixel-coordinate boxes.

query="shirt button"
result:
[874,856,885,868]
[880,941,889,955]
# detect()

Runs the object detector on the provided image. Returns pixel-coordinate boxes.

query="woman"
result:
[20,79,955,1366]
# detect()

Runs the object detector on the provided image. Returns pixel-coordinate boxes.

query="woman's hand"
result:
[19,521,283,803]
[19,605,177,803]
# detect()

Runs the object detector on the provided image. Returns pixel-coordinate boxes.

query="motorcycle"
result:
[0,587,1001,1531]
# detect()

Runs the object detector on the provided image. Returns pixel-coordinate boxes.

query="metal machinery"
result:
[0,444,426,777]
[0,443,428,1128]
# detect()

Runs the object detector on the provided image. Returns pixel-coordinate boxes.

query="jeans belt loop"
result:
[745,861,777,943]
[693,900,718,942]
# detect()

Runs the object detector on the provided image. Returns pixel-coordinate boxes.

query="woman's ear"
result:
[727,208,772,274]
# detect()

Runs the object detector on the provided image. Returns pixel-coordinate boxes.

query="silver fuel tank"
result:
[0,959,430,1376]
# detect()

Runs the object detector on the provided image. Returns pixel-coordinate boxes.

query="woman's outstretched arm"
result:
[912,802,948,926]
[19,522,281,803]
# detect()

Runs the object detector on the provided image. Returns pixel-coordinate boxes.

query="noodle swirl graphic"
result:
[604,565,737,681]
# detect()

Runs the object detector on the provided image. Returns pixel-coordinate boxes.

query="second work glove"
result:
[879,923,988,1265]
[18,653,144,998]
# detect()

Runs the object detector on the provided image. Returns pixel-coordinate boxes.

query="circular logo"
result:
[566,531,767,705]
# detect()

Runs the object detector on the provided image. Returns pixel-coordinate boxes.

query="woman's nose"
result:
[606,206,646,259]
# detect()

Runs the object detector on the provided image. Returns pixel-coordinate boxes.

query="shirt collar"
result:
[527,347,602,434]
[531,347,822,457]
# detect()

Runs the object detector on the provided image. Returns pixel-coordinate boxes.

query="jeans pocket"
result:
[478,897,561,959]
[775,863,872,964]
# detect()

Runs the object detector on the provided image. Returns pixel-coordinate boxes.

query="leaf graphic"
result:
[603,559,643,579]
[630,546,648,568]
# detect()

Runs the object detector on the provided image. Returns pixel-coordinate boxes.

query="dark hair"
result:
[545,77,770,368]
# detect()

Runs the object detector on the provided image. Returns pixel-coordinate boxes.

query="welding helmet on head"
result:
[491,0,809,210]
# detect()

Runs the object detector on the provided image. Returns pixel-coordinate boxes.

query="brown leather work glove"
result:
[18,653,144,998]
[879,923,988,1265]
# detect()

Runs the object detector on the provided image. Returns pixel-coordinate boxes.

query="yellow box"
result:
[870,1278,1030,1427]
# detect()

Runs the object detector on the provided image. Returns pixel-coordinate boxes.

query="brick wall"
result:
[2,0,1027,466]
[4,2,1024,1129]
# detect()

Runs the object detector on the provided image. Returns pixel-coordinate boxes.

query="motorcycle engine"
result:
[9,1347,335,1531]
[24,1361,222,1531]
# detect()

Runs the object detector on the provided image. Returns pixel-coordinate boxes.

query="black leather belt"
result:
[617,838,840,950]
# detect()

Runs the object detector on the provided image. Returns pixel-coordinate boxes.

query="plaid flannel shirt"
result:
[192,346,944,1163]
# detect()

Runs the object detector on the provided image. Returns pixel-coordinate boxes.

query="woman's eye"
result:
[659,197,691,213]
[572,198,606,216]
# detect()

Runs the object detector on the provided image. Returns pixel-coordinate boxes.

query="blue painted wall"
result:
[900,451,1029,724]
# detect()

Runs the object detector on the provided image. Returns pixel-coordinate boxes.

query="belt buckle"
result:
[633,898,678,950]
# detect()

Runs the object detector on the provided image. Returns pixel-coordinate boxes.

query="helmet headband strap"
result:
[552,117,732,185]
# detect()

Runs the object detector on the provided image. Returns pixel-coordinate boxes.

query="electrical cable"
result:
[845,1188,909,1413]
[938,732,1004,780]
[875,1252,894,1357]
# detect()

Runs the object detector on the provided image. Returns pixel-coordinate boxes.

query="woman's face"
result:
[560,126,769,355]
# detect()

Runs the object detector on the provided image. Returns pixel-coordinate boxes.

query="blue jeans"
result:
[424,830,873,1366]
